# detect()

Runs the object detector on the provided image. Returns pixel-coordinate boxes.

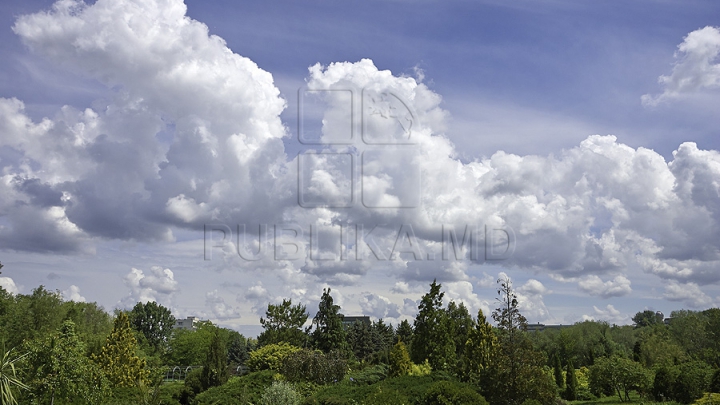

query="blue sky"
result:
[1,0,720,337]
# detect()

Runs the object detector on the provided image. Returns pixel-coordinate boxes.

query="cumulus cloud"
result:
[359,292,401,320]
[62,285,86,302]
[516,278,551,322]
[643,26,720,105]
[119,266,178,308]
[205,290,241,320]
[578,275,632,298]
[663,281,715,308]
[582,304,629,324]
[0,277,19,294]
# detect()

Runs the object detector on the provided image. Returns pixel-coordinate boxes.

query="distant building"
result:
[174,316,198,331]
[340,315,371,328]
[526,323,573,332]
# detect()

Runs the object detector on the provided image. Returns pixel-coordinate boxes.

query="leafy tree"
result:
[93,312,149,388]
[258,299,309,348]
[280,348,347,384]
[411,280,455,371]
[0,343,29,405]
[672,361,712,404]
[389,341,413,377]
[564,360,578,400]
[62,301,113,357]
[129,301,175,353]
[23,320,108,404]
[311,288,349,354]
[5,287,65,348]
[165,321,216,366]
[227,333,250,367]
[632,310,662,328]
[589,356,651,402]
[200,327,229,390]
[704,308,720,367]
[652,366,675,401]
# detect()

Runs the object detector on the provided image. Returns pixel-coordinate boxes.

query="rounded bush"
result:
[258,381,301,405]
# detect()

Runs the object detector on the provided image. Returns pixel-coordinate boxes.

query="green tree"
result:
[463,309,497,384]
[589,356,651,402]
[129,301,175,353]
[200,327,229,390]
[389,341,413,377]
[710,368,720,393]
[652,366,675,401]
[0,343,29,405]
[447,301,473,364]
[411,280,455,371]
[489,276,554,405]
[24,320,108,404]
[246,343,301,372]
[258,299,309,348]
[93,312,149,388]
[165,321,215,366]
[564,360,578,400]
[632,310,662,328]
[672,360,712,404]
[311,289,349,354]
[396,319,413,344]
[346,320,374,361]
[553,353,564,389]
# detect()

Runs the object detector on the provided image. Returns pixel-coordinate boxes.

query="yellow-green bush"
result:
[409,360,432,376]
[247,343,302,372]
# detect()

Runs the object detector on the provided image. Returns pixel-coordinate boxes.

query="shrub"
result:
[247,343,301,372]
[192,370,275,404]
[282,349,348,385]
[258,381,301,405]
[672,361,712,404]
[410,359,432,376]
[347,364,388,385]
[710,368,720,393]
[389,341,412,377]
[421,380,489,405]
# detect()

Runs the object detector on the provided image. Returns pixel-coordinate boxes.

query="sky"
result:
[1,0,720,337]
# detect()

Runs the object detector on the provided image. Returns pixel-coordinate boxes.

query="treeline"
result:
[2,275,720,405]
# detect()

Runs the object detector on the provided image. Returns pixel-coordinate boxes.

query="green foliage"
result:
[463,309,497,383]
[200,327,229,390]
[632,310,663,328]
[589,355,651,402]
[0,343,29,405]
[409,359,432,376]
[396,319,413,345]
[421,380,488,405]
[129,301,175,353]
[258,381,301,405]
[247,342,302,372]
[281,349,348,384]
[563,361,577,401]
[672,360,712,404]
[346,364,388,385]
[388,341,412,377]
[446,301,473,365]
[192,370,275,405]
[553,353,564,389]
[165,322,215,367]
[311,289,349,354]
[653,366,675,401]
[93,312,149,388]
[411,280,456,371]
[258,299,309,348]
[710,368,720,393]
[23,320,108,404]
[346,321,374,361]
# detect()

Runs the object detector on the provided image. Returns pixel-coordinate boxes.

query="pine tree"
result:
[564,360,577,400]
[200,328,229,390]
[411,280,455,371]
[447,301,473,365]
[93,312,149,388]
[463,309,497,383]
[553,353,564,389]
[395,319,413,345]
[311,289,349,354]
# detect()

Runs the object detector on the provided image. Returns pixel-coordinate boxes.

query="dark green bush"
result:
[192,370,275,405]
[347,364,388,385]
[282,349,348,385]
[421,380,488,405]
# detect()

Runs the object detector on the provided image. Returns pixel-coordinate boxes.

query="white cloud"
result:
[62,284,86,302]
[582,304,629,324]
[643,26,720,105]
[359,292,400,320]
[578,275,632,298]
[516,278,551,322]
[663,281,715,308]
[205,290,241,320]
[0,277,19,294]
[119,266,178,308]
